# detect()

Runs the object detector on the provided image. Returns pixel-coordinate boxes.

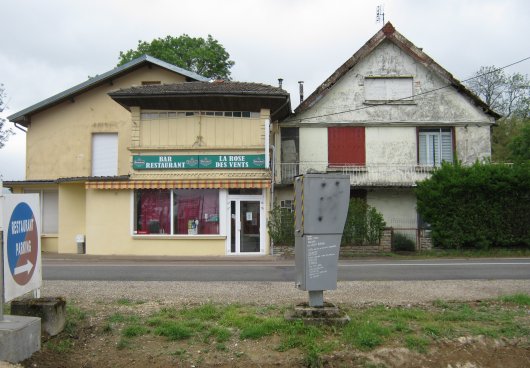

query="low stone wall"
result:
[272,228,393,257]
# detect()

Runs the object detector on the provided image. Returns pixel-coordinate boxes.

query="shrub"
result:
[342,199,386,246]
[267,205,295,246]
[415,161,530,249]
[392,233,416,252]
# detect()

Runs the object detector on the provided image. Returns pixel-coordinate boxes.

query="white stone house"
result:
[274,23,500,247]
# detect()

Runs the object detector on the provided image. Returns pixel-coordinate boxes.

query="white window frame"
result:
[130,189,226,237]
[24,189,59,235]
[418,128,453,166]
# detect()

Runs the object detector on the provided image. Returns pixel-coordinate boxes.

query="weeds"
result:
[42,294,530,364]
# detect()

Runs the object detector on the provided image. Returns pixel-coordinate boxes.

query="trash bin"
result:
[75,234,85,254]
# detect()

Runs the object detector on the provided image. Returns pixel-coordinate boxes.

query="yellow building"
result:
[7,55,291,256]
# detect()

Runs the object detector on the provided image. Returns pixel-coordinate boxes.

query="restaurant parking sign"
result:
[2,194,42,302]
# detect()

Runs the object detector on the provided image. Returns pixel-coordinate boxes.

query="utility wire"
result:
[294,56,530,122]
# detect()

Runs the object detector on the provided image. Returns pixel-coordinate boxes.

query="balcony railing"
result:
[276,162,436,186]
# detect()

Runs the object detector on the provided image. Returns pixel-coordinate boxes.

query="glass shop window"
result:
[173,189,219,235]
[134,189,219,235]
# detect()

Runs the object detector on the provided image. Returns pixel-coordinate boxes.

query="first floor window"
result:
[418,128,453,166]
[134,189,219,235]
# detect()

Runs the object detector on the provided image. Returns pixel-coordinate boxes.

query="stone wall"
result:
[272,228,393,258]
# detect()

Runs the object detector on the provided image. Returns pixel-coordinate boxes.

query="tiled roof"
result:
[109,81,289,97]
[293,22,501,119]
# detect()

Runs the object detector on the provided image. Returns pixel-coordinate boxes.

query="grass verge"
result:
[39,294,530,366]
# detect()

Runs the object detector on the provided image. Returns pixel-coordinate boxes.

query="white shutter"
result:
[418,133,427,165]
[365,78,413,101]
[441,131,453,163]
[92,133,118,176]
[42,190,58,234]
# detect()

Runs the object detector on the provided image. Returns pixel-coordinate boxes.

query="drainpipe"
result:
[14,123,27,133]
[270,144,276,256]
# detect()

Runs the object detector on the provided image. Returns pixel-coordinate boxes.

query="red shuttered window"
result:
[328,127,365,166]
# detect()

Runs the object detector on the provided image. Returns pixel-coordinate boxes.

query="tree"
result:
[465,66,530,118]
[508,123,530,161]
[466,66,530,162]
[118,34,235,79]
[0,84,14,149]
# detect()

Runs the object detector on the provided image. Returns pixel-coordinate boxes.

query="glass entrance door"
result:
[229,199,262,254]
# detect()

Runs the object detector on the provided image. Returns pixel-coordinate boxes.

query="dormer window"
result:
[364,76,414,104]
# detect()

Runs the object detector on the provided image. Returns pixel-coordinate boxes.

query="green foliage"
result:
[154,322,193,340]
[508,121,530,161]
[118,34,235,79]
[499,293,530,306]
[392,233,416,252]
[267,205,294,246]
[415,161,530,249]
[342,199,386,246]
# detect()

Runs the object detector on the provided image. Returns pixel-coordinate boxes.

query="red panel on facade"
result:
[328,127,365,166]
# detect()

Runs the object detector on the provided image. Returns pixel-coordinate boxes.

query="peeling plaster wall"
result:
[366,127,416,165]
[291,40,492,126]
[456,125,491,164]
[299,127,328,171]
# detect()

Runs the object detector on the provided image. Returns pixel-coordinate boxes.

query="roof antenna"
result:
[376,4,385,25]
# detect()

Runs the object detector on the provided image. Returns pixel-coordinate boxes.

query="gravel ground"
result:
[41,279,530,306]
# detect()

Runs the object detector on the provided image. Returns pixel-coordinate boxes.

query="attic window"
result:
[141,81,161,85]
[364,76,414,104]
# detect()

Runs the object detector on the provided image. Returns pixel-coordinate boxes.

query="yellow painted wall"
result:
[139,115,264,148]
[85,189,226,255]
[58,183,86,253]
[41,236,58,253]
[25,66,186,180]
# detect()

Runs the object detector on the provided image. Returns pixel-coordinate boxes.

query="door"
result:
[229,199,263,254]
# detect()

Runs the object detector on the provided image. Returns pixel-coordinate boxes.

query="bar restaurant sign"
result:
[133,154,266,170]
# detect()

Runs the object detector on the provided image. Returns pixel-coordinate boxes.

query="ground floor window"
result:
[134,189,219,235]
[24,189,58,234]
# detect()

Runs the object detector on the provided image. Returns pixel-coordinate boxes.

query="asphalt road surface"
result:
[42,257,530,282]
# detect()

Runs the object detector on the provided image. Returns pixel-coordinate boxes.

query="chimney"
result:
[298,81,304,104]
[278,78,283,89]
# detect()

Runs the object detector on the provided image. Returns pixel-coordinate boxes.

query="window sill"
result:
[42,234,59,238]
[364,100,416,105]
[132,234,226,240]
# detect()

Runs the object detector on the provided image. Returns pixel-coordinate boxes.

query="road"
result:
[42,257,530,282]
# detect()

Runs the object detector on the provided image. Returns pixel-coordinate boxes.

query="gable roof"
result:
[294,22,501,119]
[8,55,209,125]
[109,81,291,121]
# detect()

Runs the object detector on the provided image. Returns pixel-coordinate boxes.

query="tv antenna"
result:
[376,5,385,25]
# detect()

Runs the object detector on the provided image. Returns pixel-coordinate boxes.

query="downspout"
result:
[14,123,27,133]
[270,144,276,256]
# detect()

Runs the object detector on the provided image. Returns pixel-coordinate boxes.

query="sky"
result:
[1,0,529,181]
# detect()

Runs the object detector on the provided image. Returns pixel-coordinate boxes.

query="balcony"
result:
[276,162,436,187]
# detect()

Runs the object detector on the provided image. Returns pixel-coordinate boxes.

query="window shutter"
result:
[92,133,118,176]
[42,191,59,234]
[328,127,365,166]
[418,133,427,165]
[441,131,453,163]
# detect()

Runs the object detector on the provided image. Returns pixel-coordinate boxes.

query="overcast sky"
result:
[1,0,529,181]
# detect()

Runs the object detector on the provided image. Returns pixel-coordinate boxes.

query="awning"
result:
[85,179,271,190]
